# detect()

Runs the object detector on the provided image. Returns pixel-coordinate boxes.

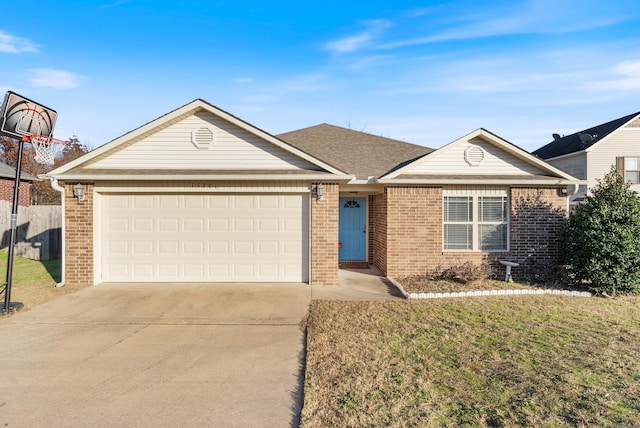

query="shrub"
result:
[561,168,640,295]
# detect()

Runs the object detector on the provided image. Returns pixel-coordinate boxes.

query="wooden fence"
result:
[0,200,62,261]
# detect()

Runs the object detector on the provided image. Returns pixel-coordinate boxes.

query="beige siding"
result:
[87,111,319,171]
[442,185,508,196]
[94,180,311,193]
[548,153,587,179]
[408,138,543,176]
[587,129,640,193]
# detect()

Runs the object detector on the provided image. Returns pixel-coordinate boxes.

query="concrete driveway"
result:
[0,282,311,428]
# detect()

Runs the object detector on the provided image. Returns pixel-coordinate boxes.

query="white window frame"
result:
[625,157,640,184]
[443,188,509,252]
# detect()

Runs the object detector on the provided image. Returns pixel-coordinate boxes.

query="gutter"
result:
[45,173,356,182]
[45,176,65,288]
[377,178,586,186]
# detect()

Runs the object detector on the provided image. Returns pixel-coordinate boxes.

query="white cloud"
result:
[380,1,633,50]
[323,20,393,54]
[614,59,640,77]
[592,59,640,90]
[101,0,132,8]
[233,77,255,84]
[0,30,38,54]
[28,69,87,89]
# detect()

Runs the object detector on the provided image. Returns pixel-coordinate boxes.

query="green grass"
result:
[0,251,83,313]
[302,296,640,427]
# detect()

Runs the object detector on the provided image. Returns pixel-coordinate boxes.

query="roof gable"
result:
[48,100,347,178]
[533,112,640,160]
[278,124,433,180]
[382,128,577,183]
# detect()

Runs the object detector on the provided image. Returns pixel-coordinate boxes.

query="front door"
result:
[339,197,366,261]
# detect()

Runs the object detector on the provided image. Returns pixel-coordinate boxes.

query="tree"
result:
[0,135,90,205]
[561,167,640,295]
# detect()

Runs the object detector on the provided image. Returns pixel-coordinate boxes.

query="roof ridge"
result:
[279,123,433,150]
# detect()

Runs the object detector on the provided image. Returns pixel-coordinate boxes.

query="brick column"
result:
[310,182,339,286]
[63,182,94,286]
[385,186,442,278]
[509,187,567,280]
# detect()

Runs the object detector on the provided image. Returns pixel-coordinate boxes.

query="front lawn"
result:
[302,296,640,427]
[0,251,83,313]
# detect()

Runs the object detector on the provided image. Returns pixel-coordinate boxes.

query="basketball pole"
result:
[3,136,25,313]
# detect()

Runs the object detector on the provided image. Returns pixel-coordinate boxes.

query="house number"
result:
[189,183,217,188]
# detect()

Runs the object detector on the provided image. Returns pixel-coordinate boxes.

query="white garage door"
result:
[101,194,309,282]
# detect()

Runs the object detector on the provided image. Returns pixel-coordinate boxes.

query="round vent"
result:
[191,127,214,149]
[464,144,485,166]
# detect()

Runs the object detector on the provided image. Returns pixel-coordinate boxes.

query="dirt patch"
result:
[397,275,539,294]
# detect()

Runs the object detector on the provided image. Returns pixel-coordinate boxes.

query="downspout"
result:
[47,177,65,287]
[565,184,579,215]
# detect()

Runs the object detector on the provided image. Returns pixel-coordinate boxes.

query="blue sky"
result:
[1,0,640,152]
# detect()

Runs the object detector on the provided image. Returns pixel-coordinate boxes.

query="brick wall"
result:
[0,178,31,206]
[509,187,567,279]
[373,185,567,281]
[371,192,388,274]
[63,182,94,286]
[383,186,444,277]
[368,195,375,263]
[311,182,339,286]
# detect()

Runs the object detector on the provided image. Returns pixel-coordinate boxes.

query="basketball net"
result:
[24,134,65,166]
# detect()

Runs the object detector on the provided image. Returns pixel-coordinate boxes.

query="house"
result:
[45,99,578,287]
[533,112,640,205]
[0,162,38,207]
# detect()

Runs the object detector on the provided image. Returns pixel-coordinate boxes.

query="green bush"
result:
[561,168,640,295]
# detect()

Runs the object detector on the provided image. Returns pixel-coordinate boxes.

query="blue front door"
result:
[339,197,366,261]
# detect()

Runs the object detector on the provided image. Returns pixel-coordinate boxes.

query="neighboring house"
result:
[0,162,38,207]
[46,99,578,287]
[533,111,640,205]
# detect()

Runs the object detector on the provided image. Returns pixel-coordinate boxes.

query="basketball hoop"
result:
[24,134,65,166]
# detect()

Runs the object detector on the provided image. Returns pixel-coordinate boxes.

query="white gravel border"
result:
[388,277,592,299]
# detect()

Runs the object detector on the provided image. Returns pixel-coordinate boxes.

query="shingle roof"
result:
[0,163,39,181]
[533,112,640,159]
[277,124,434,179]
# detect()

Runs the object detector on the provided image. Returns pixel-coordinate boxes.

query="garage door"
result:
[101,194,309,282]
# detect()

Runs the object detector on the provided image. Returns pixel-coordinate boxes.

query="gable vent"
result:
[191,127,215,149]
[464,144,485,166]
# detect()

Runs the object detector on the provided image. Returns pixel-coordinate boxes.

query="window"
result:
[625,157,640,184]
[443,193,508,251]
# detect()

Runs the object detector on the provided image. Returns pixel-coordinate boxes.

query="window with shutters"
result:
[443,193,508,251]
[624,157,640,184]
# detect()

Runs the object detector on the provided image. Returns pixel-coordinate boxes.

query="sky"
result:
[1,0,640,153]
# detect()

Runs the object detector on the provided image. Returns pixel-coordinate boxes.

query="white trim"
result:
[378,178,585,186]
[539,151,585,163]
[47,173,354,182]
[382,128,579,182]
[442,189,510,252]
[93,190,101,285]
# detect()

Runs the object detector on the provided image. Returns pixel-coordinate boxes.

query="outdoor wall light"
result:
[315,184,325,201]
[73,183,85,201]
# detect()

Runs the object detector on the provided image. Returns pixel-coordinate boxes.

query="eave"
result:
[45,171,354,182]
[377,177,585,186]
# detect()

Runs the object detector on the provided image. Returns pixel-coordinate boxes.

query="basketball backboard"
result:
[0,91,57,139]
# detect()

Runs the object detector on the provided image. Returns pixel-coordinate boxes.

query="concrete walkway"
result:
[312,267,405,301]
[0,269,402,427]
